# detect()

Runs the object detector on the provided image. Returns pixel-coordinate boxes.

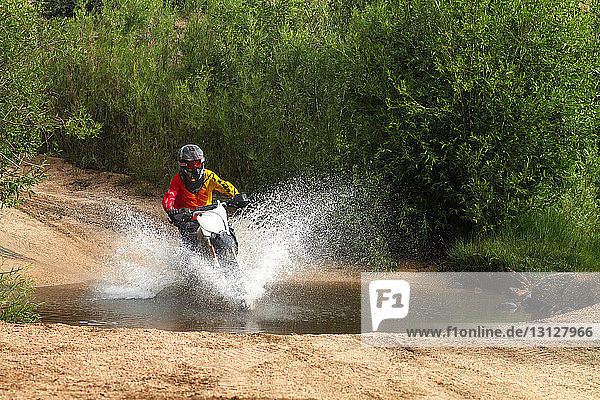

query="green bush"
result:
[0,267,41,323]
[47,0,344,187]
[0,0,100,208]
[0,1,51,207]
[178,0,344,185]
[45,0,182,180]
[447,177,600,272]
[41,0,599,258]
[340,0,599,240]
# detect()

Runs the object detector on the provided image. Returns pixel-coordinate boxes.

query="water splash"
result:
[96,207,181,299]
[234,175,390,266]
[96,175,390,304]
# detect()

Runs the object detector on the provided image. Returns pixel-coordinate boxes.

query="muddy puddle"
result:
[34,280,361,334]
[34,277,534,334]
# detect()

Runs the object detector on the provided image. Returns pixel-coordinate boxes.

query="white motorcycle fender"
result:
[195,204,229,238]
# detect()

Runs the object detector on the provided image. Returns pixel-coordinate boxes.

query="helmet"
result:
[177,144,205,192]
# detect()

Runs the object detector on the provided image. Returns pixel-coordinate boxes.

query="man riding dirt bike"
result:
[162,144,248,247]
[162,144,250,307]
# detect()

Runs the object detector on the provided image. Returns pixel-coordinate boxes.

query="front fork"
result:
[196,228,238,268]
[204,237,220,268]
[198,234,236,268]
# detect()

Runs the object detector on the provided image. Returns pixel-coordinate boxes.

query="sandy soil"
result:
[1,158,599,399]
[1,322,600,400]
[0,157,165,285]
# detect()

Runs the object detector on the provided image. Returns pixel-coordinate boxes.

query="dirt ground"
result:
[0,158,599,399]
[0,158,164,285]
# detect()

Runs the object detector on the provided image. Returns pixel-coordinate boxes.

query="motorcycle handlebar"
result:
[174,195,249,221]
[178,200,241,217]
[192,203,219,213]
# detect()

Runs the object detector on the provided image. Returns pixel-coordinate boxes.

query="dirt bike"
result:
[171,193,251,308]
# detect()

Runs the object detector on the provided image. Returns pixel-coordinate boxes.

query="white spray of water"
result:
[97,207,182,299]
[96,176,389,304]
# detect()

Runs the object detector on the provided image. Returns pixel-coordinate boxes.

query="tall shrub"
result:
[0,1,52,207]
[338,0,599,239]
[44,0,599,256]
[1,0,100,207]
[178,0,344,185]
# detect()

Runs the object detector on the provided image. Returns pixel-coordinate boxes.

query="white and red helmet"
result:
[177,144,205,183]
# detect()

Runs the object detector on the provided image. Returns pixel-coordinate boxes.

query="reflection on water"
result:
[34,280,361,334]
[34,277,534,334]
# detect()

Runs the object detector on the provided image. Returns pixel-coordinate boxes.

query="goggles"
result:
[179,160,204,169]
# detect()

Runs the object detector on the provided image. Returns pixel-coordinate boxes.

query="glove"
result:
[167,208,191,225]
[166,208,178,224]
[228,193,250,209]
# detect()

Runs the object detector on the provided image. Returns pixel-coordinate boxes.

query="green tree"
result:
[0,0,100,208]
[339,0,600,241]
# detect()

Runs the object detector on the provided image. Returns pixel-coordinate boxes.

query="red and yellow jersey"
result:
[162,169,239,211]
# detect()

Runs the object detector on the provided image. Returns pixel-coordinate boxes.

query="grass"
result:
[446,207,600,272]
[0,265,41,323]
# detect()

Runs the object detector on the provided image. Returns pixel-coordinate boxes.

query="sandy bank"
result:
[1,322,599,399]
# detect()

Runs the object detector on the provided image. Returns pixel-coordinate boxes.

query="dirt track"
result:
[1,158,599,399]
[0,158,164,285]
[2,322,600,399]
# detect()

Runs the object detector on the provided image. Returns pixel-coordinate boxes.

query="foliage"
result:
[39,0,80,18]
[0,266,41,323]
[447,177,600,272]
[47,0,199,181]
[177,0,343,185]
[36,0,600,260]
[342,0,600,240]
[0,1,51,207]
[0,0,100,208]
[45,0,343,186]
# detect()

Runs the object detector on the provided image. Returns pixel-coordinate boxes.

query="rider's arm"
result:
[162,175,180,211]
[207,170,239,198]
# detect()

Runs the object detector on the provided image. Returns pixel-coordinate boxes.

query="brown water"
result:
[34,280,361,334]
[34,278,533,334]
